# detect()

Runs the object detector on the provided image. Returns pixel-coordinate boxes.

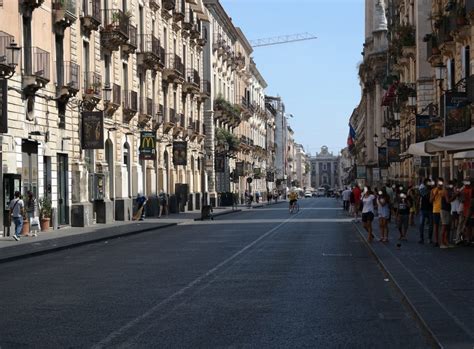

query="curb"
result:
[353,223,442,349]
[194,209,242,221]
[0,223,178,264]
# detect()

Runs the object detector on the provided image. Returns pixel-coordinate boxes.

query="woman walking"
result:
[361,186,376,242]
[397,193,411,241]
[377,189,390,242]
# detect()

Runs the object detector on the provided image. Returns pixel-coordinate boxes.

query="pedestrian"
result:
[352,184,362,222]
[464,189,474,245]
[361,186,376,242]
[397,192,411,241]
[377,189,390,242]
[418,178,433,244]
[25,191,40,237]
[407,182,419,227]
[9,191,24,241]
[232,191,239,211]
[342,187,351,211]
[450,182,462,241]
[255,191,260,204]
[439,180,456,248]
[134,193,147,221]
[455,179,472,245]
[430,178,444,247]
[158,190,168,217]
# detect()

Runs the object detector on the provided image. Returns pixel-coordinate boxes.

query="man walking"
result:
[418,179,433,244]
[9,191,24,241]
[352,184,362,222]
[342,187,351,211]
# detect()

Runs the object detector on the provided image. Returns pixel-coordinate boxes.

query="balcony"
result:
[163,107,176,133]
[239,96,252,119]
[183,8,194,31]
[21,0,45,13]
[162,0,176,11]
[173,112,185,135]
[80,0,101,35]
[0,32,19,79]
[138,97,153,128]
[121,24,137,55]
[173,0,185,22]
[191,23,200,40]
[122,90,138,123]
[183,69,200,93]
[53,0,77,29]
[137,34,163,71]
[82,71,102,111]
[162,53,185,83]
[198,80,211,101]
[56,61,80,101]
[152,104,164,131]
[197,26,207,47]
[22,47,50,96]
[100,9,129,52]
[149,0,160,12]
[104,83,121,117]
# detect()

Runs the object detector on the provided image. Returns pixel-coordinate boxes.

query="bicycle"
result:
[289,201,300,214]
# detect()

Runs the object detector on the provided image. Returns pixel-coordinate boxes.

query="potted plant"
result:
[39,197,52,231]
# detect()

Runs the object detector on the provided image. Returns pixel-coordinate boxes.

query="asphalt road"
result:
[0,198,433,348]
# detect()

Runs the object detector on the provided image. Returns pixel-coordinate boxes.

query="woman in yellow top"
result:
[430,178,444,247]
[289,191,298,213]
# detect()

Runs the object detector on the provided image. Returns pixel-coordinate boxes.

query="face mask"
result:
[448,185,454,189]
[400,194,406,199]
[399,186,403,191]
[464,181,471,186]
[438,181,444,186]
[392,185,396,189]
[378,191,383,195]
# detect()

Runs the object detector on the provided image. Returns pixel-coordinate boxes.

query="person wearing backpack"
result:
[9,191,24,241]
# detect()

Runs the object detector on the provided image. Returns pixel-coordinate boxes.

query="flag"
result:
[347,124,356,149]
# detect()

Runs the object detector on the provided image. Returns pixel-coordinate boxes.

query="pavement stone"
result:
[0,206,241,263]
[353,214,474,349]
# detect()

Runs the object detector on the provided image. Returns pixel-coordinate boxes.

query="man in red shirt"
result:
[352,184,362,222]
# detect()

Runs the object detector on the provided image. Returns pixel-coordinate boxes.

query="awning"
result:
[453,150,474,159]
[425,127,474,153]
[407,142,430,156]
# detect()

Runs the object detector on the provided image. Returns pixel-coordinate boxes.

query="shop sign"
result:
[387,139,401,163]
[81,111,104,149]
[139,131,156,160]
[356,165,367,179]
[444,92,471,136]
[215,155,225,173]
[173,141,187,166]
[378,147,388,168]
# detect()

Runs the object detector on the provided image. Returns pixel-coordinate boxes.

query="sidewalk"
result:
[353,214,474,349]
[0,207,240,263]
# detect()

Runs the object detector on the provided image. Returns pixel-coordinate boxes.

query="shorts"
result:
[433,213,441,225]
[362,212,374,222]
[354,202,361,212]
[289,199,297,205]
[440,210,451,226]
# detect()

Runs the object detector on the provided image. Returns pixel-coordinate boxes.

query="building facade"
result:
[310,146,341,189]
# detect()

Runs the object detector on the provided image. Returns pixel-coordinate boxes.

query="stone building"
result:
[295,144,310,189]
[310,146,340,189]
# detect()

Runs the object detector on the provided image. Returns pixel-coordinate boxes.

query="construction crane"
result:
[249,33,318,48]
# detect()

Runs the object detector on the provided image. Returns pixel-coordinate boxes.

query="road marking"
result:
[322,253,353,257]
[92,213,300,348]
[180,218,353,225]
[254,208,342,211]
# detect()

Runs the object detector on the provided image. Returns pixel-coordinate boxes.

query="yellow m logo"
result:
[141,136,155,149]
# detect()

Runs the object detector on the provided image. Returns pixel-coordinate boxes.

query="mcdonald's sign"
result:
[139,131,156,160]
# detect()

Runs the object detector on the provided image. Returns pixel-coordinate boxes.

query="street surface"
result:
[0,198,433,348]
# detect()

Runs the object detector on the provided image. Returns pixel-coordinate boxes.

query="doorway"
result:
[57,154,69,225]
[105,139,114,199]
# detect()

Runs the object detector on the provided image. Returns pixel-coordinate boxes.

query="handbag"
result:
[30,216,40,229]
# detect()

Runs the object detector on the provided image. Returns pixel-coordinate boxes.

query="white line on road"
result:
[92,212,300,348]
[180,218,353,225]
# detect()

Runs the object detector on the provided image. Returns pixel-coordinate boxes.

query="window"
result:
[464,46,470,79]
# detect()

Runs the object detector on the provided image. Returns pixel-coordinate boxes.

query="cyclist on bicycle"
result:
[289,191,298,213]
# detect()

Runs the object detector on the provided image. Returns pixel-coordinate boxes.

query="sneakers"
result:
[440,245,448,249]
[12,235,20,241]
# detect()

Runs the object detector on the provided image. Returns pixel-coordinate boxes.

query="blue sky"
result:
[220,0,364,156]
